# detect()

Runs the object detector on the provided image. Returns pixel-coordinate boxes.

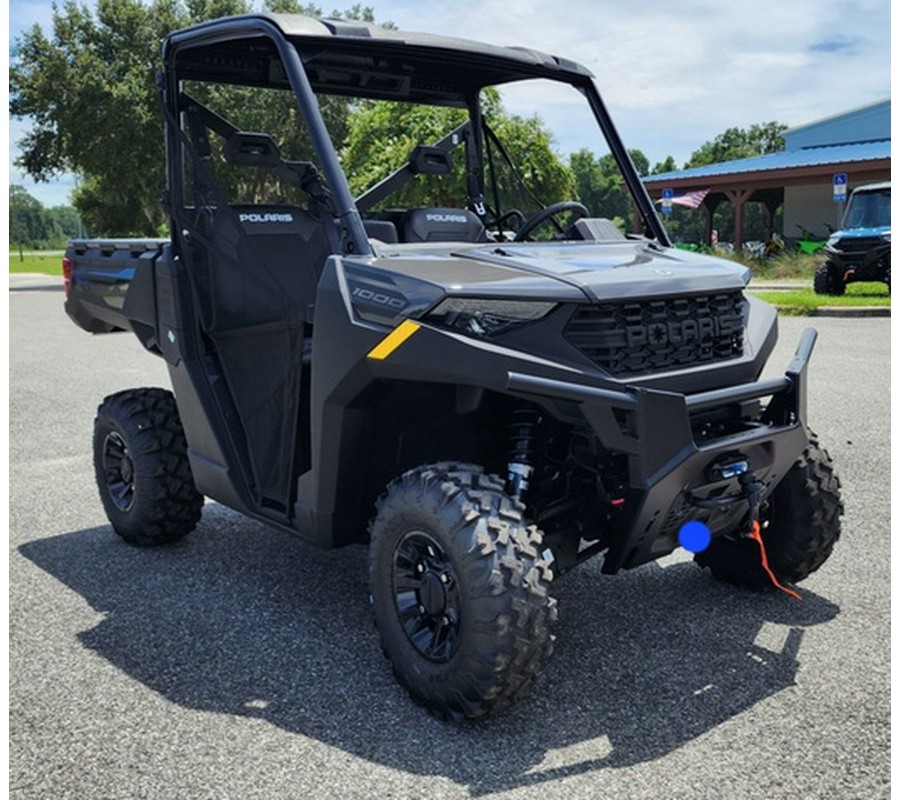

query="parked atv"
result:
[63,13,842,720]
[814,182,891,295]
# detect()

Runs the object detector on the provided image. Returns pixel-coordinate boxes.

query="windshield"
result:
[844,188,890,229]
[326,78,648,243]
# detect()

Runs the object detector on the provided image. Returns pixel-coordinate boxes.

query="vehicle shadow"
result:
[19,504,839,795]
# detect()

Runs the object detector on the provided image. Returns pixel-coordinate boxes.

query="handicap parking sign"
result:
[833,173,847,202]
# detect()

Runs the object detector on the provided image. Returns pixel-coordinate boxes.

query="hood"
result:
[833,226,891,239]
[369,239,750,303]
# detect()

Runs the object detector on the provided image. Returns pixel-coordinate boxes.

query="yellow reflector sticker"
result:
[367,320,421,360]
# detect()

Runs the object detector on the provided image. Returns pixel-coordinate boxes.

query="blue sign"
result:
[661,188,674,216]
[833,173,847,202]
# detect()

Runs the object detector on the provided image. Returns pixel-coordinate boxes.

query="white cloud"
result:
[7,0,890,205]
[387,0,889,163]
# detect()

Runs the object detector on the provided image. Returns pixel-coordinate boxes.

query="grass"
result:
[744,251,821,281]
[750,282,890,314]
[9,253,65,275]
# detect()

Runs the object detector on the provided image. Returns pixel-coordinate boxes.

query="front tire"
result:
[695,437,842,589]
[369,463,557,721]
[813,262,846,296]
[93,388,203,546]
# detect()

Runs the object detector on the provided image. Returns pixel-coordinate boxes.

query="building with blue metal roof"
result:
[643,99,890,250]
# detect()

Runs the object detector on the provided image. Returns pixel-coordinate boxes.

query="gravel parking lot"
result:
[9,275,890,799]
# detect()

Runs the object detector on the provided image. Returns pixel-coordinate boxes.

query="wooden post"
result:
[724,188,752,253]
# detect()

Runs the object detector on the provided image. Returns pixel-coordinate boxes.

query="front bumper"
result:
[507,329,817,572]
[826,241,891,282]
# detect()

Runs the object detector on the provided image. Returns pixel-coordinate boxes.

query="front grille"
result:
[837,237,883,267]
[565,291,745,376]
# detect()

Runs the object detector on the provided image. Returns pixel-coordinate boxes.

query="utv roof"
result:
[164,13,594,104]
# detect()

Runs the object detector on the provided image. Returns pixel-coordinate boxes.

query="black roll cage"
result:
[160,13,670,252]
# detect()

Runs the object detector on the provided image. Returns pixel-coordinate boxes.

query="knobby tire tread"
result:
[94,387,203,546]
[369,462,557,721]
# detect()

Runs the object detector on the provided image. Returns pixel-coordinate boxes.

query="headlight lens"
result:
[882,230,891,242]
[425,298,556,337]
[826,234,840,248]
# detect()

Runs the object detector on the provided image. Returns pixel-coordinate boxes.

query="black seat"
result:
[399,208,489,243]
[362,219,399,243]
[202,204,332,332]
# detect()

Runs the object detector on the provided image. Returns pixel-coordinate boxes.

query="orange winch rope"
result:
[748,520,801,600]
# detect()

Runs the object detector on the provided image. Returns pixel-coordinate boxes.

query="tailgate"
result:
[64,238,168,334]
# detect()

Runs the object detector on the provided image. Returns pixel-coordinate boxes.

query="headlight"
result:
[826,234,840,248]
[425,298,556,337]
[882,230,891,242]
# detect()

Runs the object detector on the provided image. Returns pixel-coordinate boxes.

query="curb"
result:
[805,306,890,318]
[748,282,809,291]
[9,273,63,291]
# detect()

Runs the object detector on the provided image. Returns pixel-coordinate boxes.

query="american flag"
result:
[669,189,709,209]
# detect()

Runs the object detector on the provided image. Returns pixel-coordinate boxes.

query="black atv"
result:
[64,13,842,720]
[814,182,891,295]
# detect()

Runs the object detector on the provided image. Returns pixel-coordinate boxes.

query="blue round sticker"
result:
[679,520,711,553]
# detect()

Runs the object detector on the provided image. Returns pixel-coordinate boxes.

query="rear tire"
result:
[813,262,845,296]
[93,388,203,546]
[369,463,557,721]
[695,437,842,589]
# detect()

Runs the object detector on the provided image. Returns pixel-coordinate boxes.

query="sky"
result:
[6,0,892,208]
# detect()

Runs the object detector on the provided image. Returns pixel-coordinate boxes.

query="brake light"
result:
[62,257,73,298]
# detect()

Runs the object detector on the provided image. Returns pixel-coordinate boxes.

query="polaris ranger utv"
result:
[813,181,891,295]
[64,13,842,720]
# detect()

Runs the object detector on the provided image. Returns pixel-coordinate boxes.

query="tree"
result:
[47,204,86,241]
[341,90,574,215]
[10,0,380,236]
[10,185,54,249]
[651,155,677,175]
[569,147,649,226]
[8,185,84,249]
[686,122,787,168]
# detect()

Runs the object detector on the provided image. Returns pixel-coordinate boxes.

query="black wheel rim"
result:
[102,430,135,512]
[392,531,461,662]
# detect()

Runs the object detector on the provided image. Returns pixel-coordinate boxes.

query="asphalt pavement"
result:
[9,275,891,799]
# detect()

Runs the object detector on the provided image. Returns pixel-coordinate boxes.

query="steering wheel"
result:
[513,201,589,241]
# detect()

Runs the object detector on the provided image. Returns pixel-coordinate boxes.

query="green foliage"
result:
[342,102,469,204]
[725,249,819,279]
[9,185,83,249]
[9,0,379,236]
[485,109,575,213]
[686,122,787,168]
[651,155,677,175]
[9,185,46,247]
[569,147,649,227]
[11,0,201,235]
[341,90,574,213]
